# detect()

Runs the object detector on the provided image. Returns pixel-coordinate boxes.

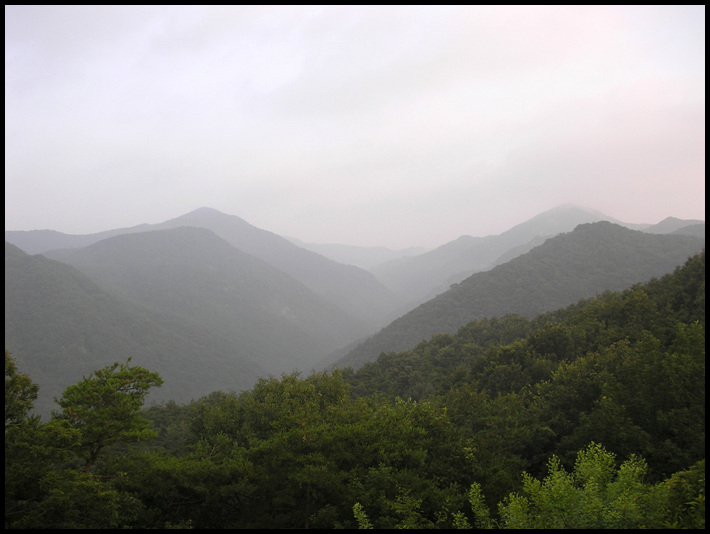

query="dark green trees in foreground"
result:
[5,350,38,427]
[5,252,706,529]
[5,355,163,528]
[51,359,163,473]
[462,443,703,529]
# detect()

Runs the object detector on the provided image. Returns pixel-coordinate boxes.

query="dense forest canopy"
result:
[5,251,705,528]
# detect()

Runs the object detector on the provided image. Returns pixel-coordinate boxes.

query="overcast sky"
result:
[5,5,705,248]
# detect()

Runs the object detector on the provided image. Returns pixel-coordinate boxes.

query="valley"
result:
[5,205,704,417]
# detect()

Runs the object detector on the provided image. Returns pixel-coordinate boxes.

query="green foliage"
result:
[346,314,533,400]
[191,369,351,446]
[141,399,201,453]
[5,417,81,528]
[496,442,685,529]
[187,370,469,529]
[188,370,365,528]
[467,482,493,529]
[6,358,165,528]
[663,459,705,529]
[8,469,140,529]
[352,251,705,483]
[5,350,39,428]
[103,444,254,529]
[52,358,163,472]
[353,502,373,529]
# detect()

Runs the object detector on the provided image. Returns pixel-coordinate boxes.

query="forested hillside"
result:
[154,208,403,326]
[369,205,639,305]
[338,221,705,369]
[6,251,704,529]
[43,226,373,374]
[4,242,267,417]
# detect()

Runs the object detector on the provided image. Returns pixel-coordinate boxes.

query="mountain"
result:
[670,223,705,239]
[368,205,622,306]
[6,208,401,327]
[151,208,401,325]
[285,238,428,270]
[4,224,153,255]
[44,227,374,374]
[334,222,705,369]
[5,242,268,417]
[644,216,705,234]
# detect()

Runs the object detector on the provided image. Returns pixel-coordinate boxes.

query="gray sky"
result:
[5,5,705,248]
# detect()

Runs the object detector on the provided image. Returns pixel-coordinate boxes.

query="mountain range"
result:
[6,207,401,328]
[367,205,703,308]
[333,221,705,369]
[5,242,267,417]
[5,205,704,416]
[43,226,375,372]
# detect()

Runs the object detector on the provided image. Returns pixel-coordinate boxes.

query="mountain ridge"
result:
[367,205,702,309]
[5,207,401,327]
[5,241,269,417]
[152,208,401,326]
[43,226,374,374]
[333,221,705,369]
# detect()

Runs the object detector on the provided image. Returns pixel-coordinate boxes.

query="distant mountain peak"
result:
[174,206,237,220]
[186,206,227,216]
[499,204,608,239]
[162,207,259,232]
[645,216,705,234]
[529,203,608,219]
[548,202,596,211]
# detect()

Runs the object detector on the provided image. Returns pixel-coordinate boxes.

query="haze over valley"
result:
[4,7,705,529]
[5,205,704,416]
[6,7,703,409]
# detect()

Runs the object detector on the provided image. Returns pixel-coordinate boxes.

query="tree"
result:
[5,349,39,427]
[52,358,163,472]
[5,350,83,528]
[496,442,674,529]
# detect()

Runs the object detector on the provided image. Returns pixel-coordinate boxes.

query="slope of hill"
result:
[4,224,153,255]
[670,222,705,238]
[153,208,401,325]
[335,222,705,369]
[369,205,621,306]
[6,208,402,327]
[5,242,267,417]
[44,227,374,373]
[344,250,705,405]
[645,216,705,234]
[285,237,427,270]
